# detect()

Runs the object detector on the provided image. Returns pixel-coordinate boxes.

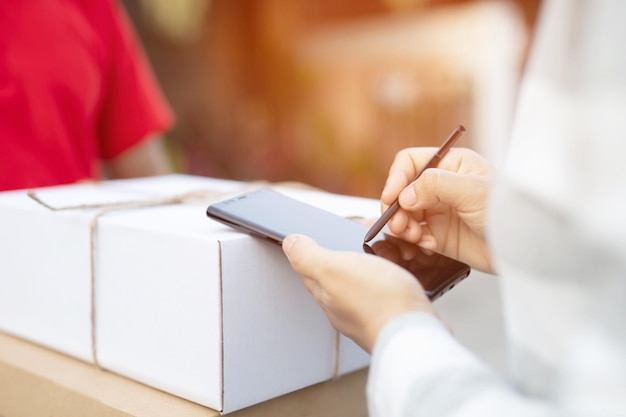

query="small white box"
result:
[0,175,374,413]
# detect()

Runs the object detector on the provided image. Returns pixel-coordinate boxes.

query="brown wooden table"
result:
[0,332,368,417]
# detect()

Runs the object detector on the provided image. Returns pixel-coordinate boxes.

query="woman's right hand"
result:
[381,147,496,273]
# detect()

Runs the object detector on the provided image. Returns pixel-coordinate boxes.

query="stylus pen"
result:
[363,125,466,243]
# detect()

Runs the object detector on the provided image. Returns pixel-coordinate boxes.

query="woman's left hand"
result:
[282,234,438,353]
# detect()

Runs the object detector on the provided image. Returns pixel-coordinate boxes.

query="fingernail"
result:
[282,234,298,256]
[400,188,417,206]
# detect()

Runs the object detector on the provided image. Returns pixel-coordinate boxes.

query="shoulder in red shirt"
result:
[0,0,173,191]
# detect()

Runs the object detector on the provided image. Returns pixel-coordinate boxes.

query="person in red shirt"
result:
[0,0,174,191]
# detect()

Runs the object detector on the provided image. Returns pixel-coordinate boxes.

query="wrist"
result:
[366,307,440,354]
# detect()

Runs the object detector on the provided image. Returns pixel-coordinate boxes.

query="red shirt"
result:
[0,0,173,191]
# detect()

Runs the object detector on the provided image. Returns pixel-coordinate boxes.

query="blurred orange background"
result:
[123,0,541,197]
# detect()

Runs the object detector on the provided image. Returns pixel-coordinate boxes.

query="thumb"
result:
[282,234,328,274]
[399,168,487,213]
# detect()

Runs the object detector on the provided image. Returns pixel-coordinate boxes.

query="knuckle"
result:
[418,169,441,190]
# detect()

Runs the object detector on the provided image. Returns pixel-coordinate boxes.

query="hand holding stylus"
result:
[376,139,496,273]
[364,125,466,243]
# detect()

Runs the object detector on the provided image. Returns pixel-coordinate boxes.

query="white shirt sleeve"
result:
[367,313,552,417]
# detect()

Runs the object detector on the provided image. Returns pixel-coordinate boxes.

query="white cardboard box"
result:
[0,175,374,413]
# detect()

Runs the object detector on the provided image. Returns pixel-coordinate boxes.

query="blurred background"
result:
[122,0,541,198]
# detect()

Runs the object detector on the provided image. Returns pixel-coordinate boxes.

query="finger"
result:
[381,170,410,209]
[383,147,490,207]
[388,147,441,179]
[382,148,440,207]
[282,234,334,278]
[402,220,424,243]
[398,168,486,213]
[414,222,438,252]
[283,234,335,301]
[387,209,410,236]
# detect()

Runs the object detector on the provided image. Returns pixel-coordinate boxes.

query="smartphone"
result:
[206,188,470,300]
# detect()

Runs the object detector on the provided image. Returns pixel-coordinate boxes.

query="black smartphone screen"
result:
[206,188,470,300]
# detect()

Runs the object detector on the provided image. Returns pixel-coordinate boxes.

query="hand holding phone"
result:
[206,188,470,300]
